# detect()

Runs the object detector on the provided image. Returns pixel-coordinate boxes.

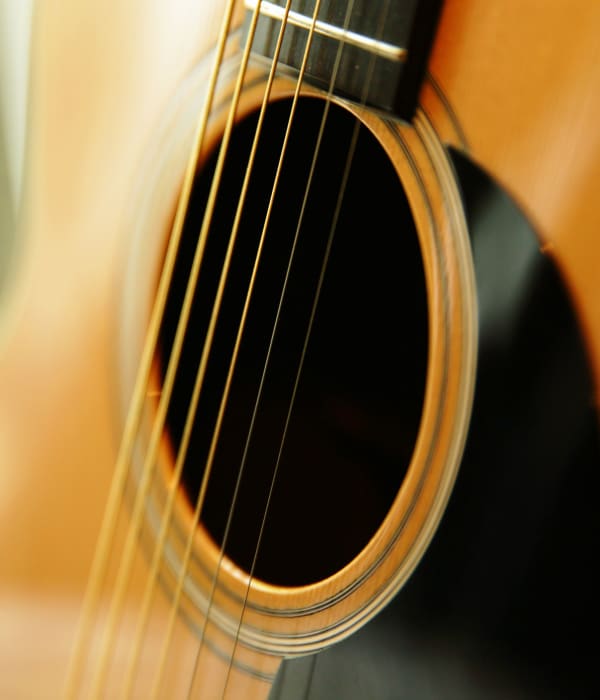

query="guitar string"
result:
[150,5,325,698]
[82,4,268,699]
[61,2,238,698]
[207,0,362,693]
[155,0,390,693]
[117,2,297,698]
[220,116,361,698]
[220,0,394,695]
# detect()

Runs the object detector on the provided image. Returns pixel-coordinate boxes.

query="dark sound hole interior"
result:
[157,97,428,587]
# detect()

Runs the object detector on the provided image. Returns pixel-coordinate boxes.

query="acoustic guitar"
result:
[1,1,598,698]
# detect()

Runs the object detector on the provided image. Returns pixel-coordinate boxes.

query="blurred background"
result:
[0,0,32,304]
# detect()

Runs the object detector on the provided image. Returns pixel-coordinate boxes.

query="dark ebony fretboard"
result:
[243,0,443,120]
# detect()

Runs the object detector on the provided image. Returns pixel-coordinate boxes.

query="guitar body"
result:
[1,1,598,698]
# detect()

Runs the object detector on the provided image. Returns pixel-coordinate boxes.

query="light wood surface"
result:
[0,1,264,698]
[1,1,598,698]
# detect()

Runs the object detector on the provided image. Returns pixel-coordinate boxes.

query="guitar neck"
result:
[243,0,443,119]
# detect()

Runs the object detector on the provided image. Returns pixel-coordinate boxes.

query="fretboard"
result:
[243,0,443,120]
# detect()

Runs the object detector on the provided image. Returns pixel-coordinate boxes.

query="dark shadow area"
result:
[158,98,428,586]
[275,149,600,698]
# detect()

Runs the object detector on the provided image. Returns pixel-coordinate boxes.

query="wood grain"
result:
[1,1,598,698]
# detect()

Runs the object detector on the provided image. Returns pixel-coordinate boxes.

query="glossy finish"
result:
[1,1,599,698]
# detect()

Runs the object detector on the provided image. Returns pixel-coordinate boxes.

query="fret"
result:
[242,0,444,120]
[244,0,408,62]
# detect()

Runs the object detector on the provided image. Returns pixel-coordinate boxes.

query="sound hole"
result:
[157,97,428,587]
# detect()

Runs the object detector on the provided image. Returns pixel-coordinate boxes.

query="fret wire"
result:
[244,0,407,62]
